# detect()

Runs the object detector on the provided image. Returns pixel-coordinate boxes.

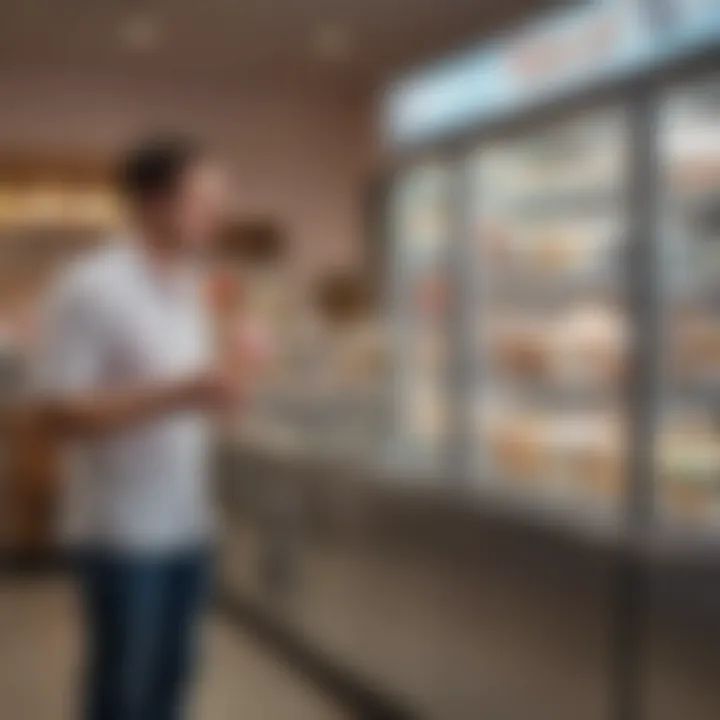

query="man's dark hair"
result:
[117,135,205,204]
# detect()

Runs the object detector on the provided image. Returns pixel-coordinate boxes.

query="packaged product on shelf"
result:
[483,405,624,501]
[673,309,720,377]
[659,425,720,519]
[489,417,544,483]
[490,316,550,380]
[407,381,444,441]
[535,413,622,500]
[533,230,580,274]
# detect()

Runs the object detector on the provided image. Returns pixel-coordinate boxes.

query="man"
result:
[37,136,239,720]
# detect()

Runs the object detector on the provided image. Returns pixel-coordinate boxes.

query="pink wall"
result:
[0,69,377,282]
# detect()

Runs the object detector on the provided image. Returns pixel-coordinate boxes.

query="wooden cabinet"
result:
[0,155,115,562]
[3,406,60,558]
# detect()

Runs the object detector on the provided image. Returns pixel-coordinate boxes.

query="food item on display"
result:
[583,448,623,502]
[541,419,583,488]
[488,417,543,481]
[410,385,443,440]
[534,220,618,276]
[664,484,713,519]
[673,311,720,375]
[534,231,579,273]
[484,408,624,500]
[541,414,623,499]
[659,431,720,517]
[504,340,548,378]
[480,215,618,278]
[491,321,549,379]
[551,304,626,385]
[488,303,625,387]
[662,430,720,515]
[580,423,624,502]
[673,160,720,196]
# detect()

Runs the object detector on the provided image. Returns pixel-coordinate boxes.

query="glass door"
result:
[469,109,631,517]
[388,162,452,474]
[657,75,720,527]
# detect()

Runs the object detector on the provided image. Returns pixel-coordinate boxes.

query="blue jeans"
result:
[77,549,210,720]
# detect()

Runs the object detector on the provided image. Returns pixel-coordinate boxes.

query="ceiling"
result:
[0,0,572,89]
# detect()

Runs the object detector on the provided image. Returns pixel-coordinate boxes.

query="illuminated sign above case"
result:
[384,0,720,147]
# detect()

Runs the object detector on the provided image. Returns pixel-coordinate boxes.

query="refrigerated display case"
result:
[382,0,720,541]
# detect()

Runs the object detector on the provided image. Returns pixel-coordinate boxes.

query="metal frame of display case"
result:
[384,46,720,720]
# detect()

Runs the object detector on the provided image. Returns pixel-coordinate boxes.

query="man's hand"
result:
[43,364,245,439]
[183,365,244,415]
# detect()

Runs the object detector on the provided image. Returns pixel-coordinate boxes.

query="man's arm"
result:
[41,370,233,438]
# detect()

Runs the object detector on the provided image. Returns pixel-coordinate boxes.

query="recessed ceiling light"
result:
[312,22,352,62]
[119,13,160,53]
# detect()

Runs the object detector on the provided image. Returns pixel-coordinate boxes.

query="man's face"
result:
[153,160,230,253]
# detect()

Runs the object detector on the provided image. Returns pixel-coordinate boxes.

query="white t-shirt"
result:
[37,241,213,553]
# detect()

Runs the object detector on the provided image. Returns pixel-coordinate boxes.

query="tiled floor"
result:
[0,577,348,720]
